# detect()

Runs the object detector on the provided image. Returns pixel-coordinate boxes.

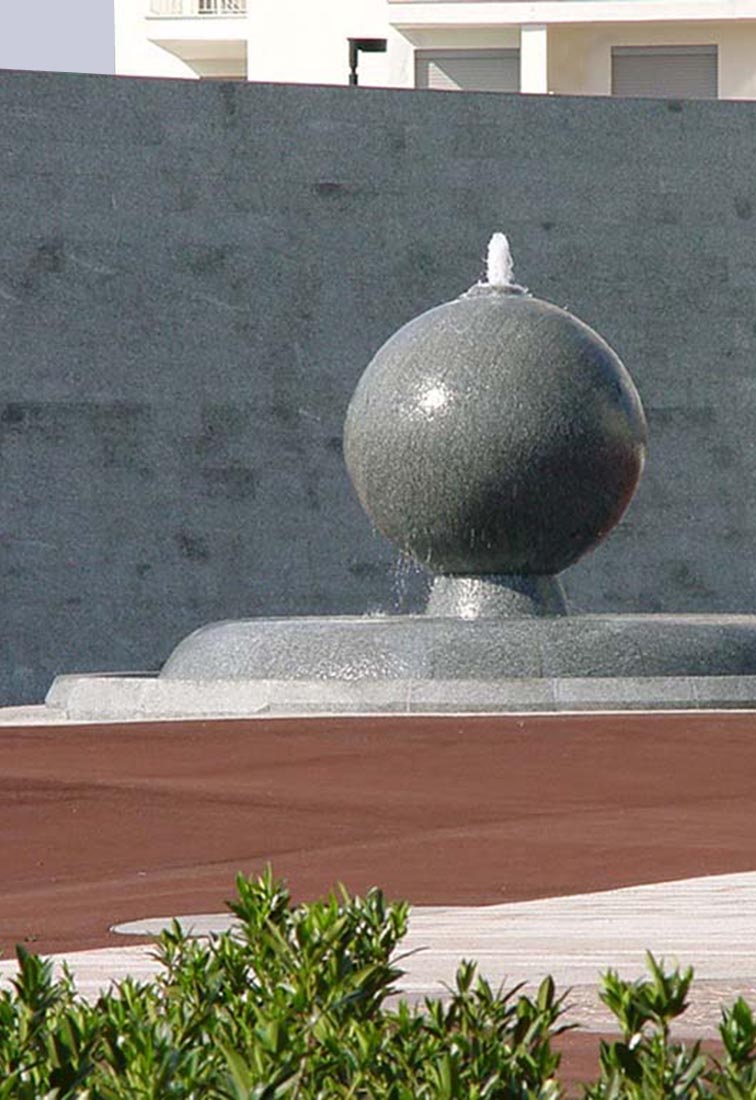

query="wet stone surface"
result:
[160,614,756,682]
[344,288,647,577]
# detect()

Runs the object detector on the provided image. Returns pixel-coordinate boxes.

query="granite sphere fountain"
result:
[344,233,646,617]
[46,234,756,718]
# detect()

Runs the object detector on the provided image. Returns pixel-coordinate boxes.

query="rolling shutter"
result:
[415,49,520,93]
[611,46,718,99]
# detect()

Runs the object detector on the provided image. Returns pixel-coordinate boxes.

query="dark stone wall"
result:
[2,70,756,703]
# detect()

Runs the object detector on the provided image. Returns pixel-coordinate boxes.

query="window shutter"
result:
[612,46,718,99]
[416,50,520,93]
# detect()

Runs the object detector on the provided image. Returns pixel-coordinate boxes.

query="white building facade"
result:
[115,0,756,100]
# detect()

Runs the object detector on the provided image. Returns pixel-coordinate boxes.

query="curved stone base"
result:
[161,613,756,682]
[42,613,756,721]
[44,671,756,721]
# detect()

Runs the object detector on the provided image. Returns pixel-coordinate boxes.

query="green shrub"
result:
[0,869,753,1098]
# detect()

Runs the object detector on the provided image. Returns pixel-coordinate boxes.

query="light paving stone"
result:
[3,872,756,1035]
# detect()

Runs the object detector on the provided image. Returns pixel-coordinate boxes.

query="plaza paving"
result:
[0,870,754,1038]
[1,709,755,1079]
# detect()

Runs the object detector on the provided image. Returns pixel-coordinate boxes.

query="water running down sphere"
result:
[344,234,648,577]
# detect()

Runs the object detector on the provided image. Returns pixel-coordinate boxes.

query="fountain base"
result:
[44,612,756,721]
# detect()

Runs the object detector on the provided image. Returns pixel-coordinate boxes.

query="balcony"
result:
[150,0,246,15]
[147,0,246,77]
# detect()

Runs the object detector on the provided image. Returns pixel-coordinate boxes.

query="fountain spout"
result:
[486,232,515,288]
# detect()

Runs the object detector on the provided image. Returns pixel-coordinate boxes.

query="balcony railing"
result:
[149,0,246,15]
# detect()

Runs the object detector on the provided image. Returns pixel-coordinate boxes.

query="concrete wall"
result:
[2,70,756,704]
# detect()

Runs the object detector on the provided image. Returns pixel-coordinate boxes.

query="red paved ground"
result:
[1,709,752,1089]
[554,1033,724,1095]
[1,710,755,957]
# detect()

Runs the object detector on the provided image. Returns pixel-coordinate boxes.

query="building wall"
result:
[114,0,756,95]
[2,71,756,704]
[115,0,200,78]
[390,27,521,87]
[247,0,395,86]
[549,20,756,97]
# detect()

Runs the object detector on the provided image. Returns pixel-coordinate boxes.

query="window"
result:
[611,45,718,99]
[415,49,520,93]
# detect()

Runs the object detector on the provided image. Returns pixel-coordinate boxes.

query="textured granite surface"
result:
[425,574,569,618]
[344,288,646,575]
[4,72,756,703]
[47,666,756,719]
[160,613,756,681]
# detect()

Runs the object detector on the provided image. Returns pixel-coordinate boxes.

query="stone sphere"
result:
[344,287,647,576]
